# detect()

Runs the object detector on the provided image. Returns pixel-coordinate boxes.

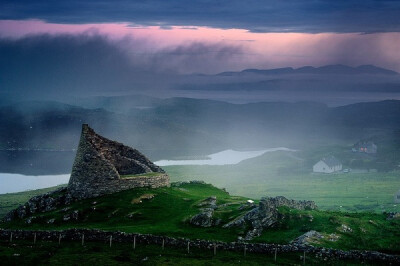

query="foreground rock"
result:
[3,187,71,222]
[224,196,317,240]
[291,230,324,245]
[190,196,220,227]
[190,209,215,227]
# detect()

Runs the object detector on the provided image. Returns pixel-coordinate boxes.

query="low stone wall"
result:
[0,229,398,264]
[71,174,170,198]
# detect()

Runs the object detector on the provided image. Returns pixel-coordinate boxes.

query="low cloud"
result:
[0,33,246,98]
[146,42,245,74]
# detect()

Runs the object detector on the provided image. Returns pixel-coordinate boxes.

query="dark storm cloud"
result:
[1,0,400,33]
[0,33,140,97]
[0,33,245,98]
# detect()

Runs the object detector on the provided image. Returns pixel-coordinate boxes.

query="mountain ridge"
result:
[217,64,399,76]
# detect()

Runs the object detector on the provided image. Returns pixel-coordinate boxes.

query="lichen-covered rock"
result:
[190,196,219,227]
[190,208,214,227]
[3,187,69,222]
[224,196,317,240]
[291,230,324,245]
[339,224,352,233]
[386,212,400,220]
[197,196,217,209]
[25,216,37,224]
[63,210,79,221]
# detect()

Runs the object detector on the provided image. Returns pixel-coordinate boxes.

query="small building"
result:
[313,156,342,173]
[352,141,377,154]
[395,190,400,204]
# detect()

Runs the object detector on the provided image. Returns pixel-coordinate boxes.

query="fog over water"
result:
[0,173,70,194]
[0,148,296,193]
[155,148,294,166]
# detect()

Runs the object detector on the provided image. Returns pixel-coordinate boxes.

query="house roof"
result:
[354,141,377,148]
[321,156,341,167]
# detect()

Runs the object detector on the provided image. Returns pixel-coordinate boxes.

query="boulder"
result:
[291,230,324,245]
[190,208,215,227]
[224,196,317,240]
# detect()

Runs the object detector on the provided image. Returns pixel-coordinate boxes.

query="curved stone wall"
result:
[68,124,169,199]
[71,174,170,199]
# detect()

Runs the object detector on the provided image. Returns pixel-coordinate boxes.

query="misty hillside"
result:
[177,65,400,106]
[0,98,399,158]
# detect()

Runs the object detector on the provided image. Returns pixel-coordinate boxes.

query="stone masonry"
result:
[68,124,169,199]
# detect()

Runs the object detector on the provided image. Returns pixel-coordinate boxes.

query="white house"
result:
[313,156,342,173]
[395,190,400,204]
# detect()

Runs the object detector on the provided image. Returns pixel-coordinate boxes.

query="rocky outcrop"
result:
[386,212,400,220]
[3,187,71,222]
[190,209,215,227]
[224,196,317,240]
[68,124,169,199]
[291,230,324,245]
[190,196,220,227]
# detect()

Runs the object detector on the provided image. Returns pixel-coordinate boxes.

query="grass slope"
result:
[0,240,366,266]
[1,183,399,253]
[0,185,65,218]
[164,149,400,213]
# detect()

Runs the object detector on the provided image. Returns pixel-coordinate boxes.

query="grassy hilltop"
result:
[1,182,399,254]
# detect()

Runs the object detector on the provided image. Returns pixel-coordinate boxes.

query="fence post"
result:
[10,232,13,243]
[34,233,37,244]
[162,238,165,250]
[214,243,216,256]
[187,241,190,254]
[274,247,277,262]
[81,234,85,246]
[58,234,62,245]
[109,235,112,248]
[133,236,136,250]
[303,250,306,265]
[244,245,246,256]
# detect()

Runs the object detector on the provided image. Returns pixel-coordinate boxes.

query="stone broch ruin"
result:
[68,124,169,199]
[3,124,169,221]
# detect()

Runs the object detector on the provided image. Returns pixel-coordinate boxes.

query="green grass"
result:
[0,239,368,265]
[1,183,249,242]
[164,149,400,213]
[1,182,399,253]
[257,207,400,253]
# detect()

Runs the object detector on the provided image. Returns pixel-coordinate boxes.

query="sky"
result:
[1,1,400,98]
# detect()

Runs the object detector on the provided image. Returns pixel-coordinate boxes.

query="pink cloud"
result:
[1,20,400,73]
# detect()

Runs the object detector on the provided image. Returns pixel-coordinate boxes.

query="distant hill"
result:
[66,94,163,113]
[0,97,399,175]
[217,64,399,76]
[1,98,399,153]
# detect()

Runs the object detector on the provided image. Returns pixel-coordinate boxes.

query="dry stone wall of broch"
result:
[68,124,169,199]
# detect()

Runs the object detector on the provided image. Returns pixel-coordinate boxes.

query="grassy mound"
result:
[1,182,399,253]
